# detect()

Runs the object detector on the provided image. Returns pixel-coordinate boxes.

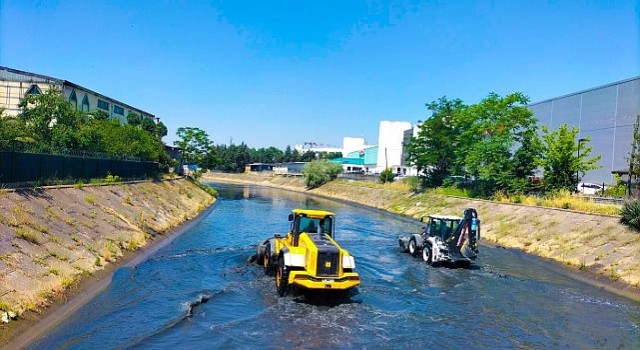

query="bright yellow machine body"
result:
[258,209,360,295]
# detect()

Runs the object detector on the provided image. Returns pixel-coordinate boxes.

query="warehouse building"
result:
[0,66,155,124]
[528,76,640,184]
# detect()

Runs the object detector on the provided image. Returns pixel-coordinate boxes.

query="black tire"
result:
[276,256,289,297]
[263,244,275,276]
[422,243,433,265]
[408,237,418,257]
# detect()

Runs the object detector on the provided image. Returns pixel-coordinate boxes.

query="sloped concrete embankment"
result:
[203,172,640,295]
[0,178,215,326]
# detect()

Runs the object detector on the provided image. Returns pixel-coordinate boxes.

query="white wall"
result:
[375,120,412,172]
[342,137,368,157]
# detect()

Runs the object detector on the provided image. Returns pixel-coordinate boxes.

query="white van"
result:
[577,182,605,195]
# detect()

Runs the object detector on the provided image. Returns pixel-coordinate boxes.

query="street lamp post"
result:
[576,138,587,192]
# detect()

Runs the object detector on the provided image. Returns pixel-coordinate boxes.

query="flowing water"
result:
[30,183,640,349]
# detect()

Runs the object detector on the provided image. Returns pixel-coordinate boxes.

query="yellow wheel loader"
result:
[254,209,360,297]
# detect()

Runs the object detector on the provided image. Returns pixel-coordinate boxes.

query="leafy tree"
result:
[283,145,293,162]
[302,160,342,188]
[155,121,168,139]
[140,116,157,136]
[300,150,316,162]
[538,123,601,192]
[455,92,540,195]
[174,127,217,171]
[251,146,284,163]
[89,109,110,121]
[0,112,30,149]
[406,97,466,186]
[18,88,80,145]
[290,149,301,162]
[82,119,165,160]
[127,112,142,126]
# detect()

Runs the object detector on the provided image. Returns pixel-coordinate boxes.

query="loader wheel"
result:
[408,237,418,257]
[276,256,289,297]
[422,244,433,265]
[264,244,275,276]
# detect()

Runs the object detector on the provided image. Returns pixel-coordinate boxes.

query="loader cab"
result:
[288,210,335,246]
[427,215,462,241]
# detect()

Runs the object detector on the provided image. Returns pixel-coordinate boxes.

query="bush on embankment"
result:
[302,160,342,188]
[621,200,640,231]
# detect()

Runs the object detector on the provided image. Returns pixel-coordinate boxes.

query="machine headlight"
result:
[342,255,356,269]
[286,253,306,267]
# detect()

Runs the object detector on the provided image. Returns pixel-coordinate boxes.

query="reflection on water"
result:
[31,183,640,349]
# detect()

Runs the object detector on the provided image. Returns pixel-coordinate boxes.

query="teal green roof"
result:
[329,158,365,165]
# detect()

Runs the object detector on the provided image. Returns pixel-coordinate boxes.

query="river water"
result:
[30,183,640,349]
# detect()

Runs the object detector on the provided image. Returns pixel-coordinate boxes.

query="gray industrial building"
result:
[528,76,640,184]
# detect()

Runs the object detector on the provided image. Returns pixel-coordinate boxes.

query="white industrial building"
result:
[375,120,415,174]
[294,142,343,154]
[0,66,155,123]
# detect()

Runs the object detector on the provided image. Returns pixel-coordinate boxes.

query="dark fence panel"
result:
[0,151,12,183]
[14,153,41,182]
[42,154,65,180]
[83,158,99,179]
[65,155,83,180]
[0,151,159,184]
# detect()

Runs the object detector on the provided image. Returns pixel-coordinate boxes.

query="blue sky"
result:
[1,1,639,149]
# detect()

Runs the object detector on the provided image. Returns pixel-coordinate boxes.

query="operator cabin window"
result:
[113,105,124,116]
[97,99,109,110]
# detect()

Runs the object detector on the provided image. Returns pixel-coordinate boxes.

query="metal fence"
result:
[0,150,159,184]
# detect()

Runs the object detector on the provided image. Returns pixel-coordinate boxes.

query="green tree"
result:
[406,97,466,186]
[283,145,293,162]
[88,109,110,121]
[456,92,540,195]
[76,118,167,160]
[140,116,157,136]
[155,121,168,139]
[18,88,80,146]
[301,150,316,162]
[538,123,601,192]
[0,110,30,149]
[290,149,301,162]
[174,127,217,172]
[127,112,142,126]
[302,160,342,188]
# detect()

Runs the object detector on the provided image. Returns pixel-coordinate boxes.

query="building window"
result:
[69,90,78,110]
[26,84,42,95]
[81,94,90,112]
[113,105,124,115]
[97,99,109,110]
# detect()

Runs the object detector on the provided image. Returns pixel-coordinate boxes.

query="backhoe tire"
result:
[276,256,290,297]
[408,237,418,257]
[422,244,433,265]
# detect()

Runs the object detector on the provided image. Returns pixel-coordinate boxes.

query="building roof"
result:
[0,66,156,118]
[330,158,365,165]
[528,76,640,107]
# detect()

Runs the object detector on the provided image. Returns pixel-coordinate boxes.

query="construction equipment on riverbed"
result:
[253,209,360,297]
